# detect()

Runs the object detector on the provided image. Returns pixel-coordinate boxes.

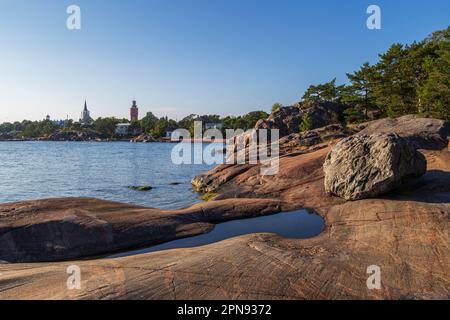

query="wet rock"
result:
[128,185,152,191]
[131,134,155,143]
[324,133,427,200]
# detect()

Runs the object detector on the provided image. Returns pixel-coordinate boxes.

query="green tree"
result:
[221,111,268,132]
[302,78,344,103]
[371,41,433,117]
[21,121,39,137]
[64,119,74,130]
[0,122,14,133]
[299,114,313,132]
[94,117,121,136]
[271,103,283,113]
[167,119,179,131]
[197,114,221,124]
[140,112,158,133]
[69,122,82,132]
[150,118,169,138]
[418,28,450,120]
[242,111,269,129]
[128,120,142,135]
[342,63,379,122]
[40,119,58,135]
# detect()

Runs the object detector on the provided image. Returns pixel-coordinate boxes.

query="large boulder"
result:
[324,133,427,200]
[255,106,303,137]
[356,115,450,150]
[277,124,351,154]
[300,101,345,129]
[255,102,344,138]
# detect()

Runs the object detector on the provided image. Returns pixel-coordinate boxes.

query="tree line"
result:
[299,27,449,122]
[0,111,269,139]
[1,27,448,138]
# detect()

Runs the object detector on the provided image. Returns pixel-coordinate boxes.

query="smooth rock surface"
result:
[356,115,450,150]
[193,124,351,194]
[0,198,282,263]
[323,133,427,200]
[0,116,449,300]
[193,116,448,194]
[255,102,344,137]
[0,148,449,300]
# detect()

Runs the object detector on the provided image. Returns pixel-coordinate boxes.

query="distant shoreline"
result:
[0,138,227,143]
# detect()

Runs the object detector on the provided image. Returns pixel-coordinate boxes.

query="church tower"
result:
[80,100,92,124]
[130,100,139,122]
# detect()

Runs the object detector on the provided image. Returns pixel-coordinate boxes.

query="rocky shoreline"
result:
[0,115,449,299]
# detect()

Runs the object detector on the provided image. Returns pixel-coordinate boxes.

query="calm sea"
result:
[0,141,216,209]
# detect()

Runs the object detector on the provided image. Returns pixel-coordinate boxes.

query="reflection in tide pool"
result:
[109,210,324,258]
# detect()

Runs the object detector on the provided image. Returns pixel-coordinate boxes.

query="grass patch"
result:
[199,192,218,201]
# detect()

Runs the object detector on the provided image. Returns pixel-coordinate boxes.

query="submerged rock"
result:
[128,185,152,191]
[324,133,427,200]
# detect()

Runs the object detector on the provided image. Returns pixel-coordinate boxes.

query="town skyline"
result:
[2,98,248,124]
[1,1,449,123]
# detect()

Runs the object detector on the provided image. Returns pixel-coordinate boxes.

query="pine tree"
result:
[299,27,450,123]
[302,78,344,103]
[299,114,313,132]
[371,44,416,117]
[342,63,379,122]
[271,103,283,113]
[418,28,450,120]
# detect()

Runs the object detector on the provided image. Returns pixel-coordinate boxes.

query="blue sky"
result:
[0,0,449,122]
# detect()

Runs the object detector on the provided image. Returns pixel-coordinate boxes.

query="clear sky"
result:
[0,0,449,122]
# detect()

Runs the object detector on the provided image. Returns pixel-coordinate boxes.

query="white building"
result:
[205,123,223,130]
[115,123,130,136]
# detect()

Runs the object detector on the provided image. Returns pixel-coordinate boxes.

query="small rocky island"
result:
[0,105,449,300]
